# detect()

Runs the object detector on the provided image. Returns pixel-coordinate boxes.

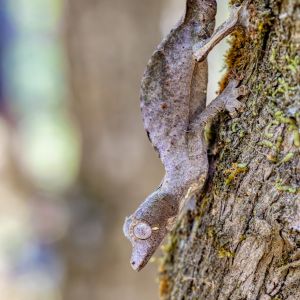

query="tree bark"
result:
[160,1,300,299]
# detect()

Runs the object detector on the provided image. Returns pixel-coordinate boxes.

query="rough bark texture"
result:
[160,0,300,299]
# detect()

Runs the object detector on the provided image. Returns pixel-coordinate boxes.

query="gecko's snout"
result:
[130,234,163,271]
[130,243,151,271]
[129,225,168,271]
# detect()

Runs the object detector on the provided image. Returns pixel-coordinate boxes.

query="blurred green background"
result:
[0,0,229,299]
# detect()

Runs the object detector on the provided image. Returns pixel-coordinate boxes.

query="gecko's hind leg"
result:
[193,0,250,62]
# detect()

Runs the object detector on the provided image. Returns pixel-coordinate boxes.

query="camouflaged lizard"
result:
[123,0,250,271]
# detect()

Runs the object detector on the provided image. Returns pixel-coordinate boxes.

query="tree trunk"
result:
[160,1,300,299]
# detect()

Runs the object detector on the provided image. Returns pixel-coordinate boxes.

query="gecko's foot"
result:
[222,79,248,118]
[233,0,250,28]
[225,98,244,118]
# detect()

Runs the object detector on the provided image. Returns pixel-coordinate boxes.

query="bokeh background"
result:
[0,0,230,299]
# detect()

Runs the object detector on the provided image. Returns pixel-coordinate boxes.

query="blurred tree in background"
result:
[0,1,72,299]
[64,0,166,299]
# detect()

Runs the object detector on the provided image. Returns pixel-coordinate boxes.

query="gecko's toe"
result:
[226,99,245,118]
[236,73,244,81]
[237,85,249,97]
[228,107,239,118]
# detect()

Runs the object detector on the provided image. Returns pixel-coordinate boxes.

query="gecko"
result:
[123,0,250,271]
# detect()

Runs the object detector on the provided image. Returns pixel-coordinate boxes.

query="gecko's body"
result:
[124,0,249,271]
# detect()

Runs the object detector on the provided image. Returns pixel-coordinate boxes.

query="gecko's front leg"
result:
[185,78,247,207]
[194,0,250,62]
[191,79,247,133]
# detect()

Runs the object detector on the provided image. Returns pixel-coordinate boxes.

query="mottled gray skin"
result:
[123,0,249,271]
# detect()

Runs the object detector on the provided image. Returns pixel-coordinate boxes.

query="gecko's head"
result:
[123,190,177,271]
[123,215,168,271]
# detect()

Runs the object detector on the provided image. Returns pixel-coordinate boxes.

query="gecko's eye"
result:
[133,222,152,240]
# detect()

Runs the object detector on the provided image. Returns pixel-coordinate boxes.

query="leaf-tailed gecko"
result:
[123,0,250,271]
